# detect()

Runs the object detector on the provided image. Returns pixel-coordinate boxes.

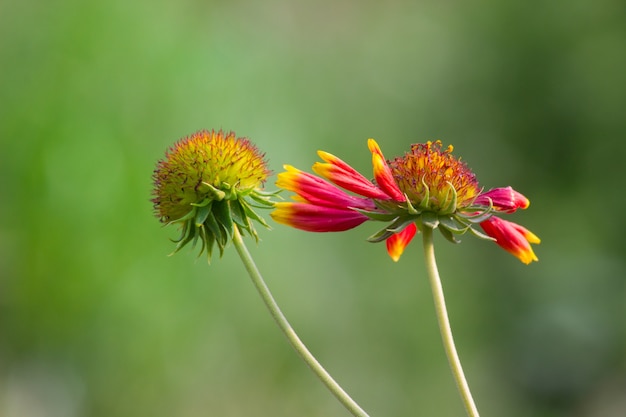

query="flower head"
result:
[271,138,540,263]
[152,129,274,261]
[388,141,480,211]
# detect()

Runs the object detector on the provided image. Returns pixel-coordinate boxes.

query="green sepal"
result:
[192,224,204,251]
[231,199,268,243]
[440,182,458,215]
[199,225,215,263]
[191,224,202,249]
[201,211,225,259]
[195,202,212,227]
[197,182,226,201]
[213,200,234,238]
[164,206,195,227]
[249,189,282,207]
[163,187,278,263]
[459,209,493,224]
[241,198,270,229]
[367,225,396,243]
[353,208,399,222]
[405,196,420,215]
[222,183,241,201]
[203,219,221,260]
[170,220,196,255]
[439,215,470,233]
[468,225,495,241]
[372,199,403,213]
[229,199,246,226]
[386,217,416,233]
[421,211,439,229]
[438,224,460,244]
[418,177,431,209]
[367,216,415,243]
[203,211,221,244]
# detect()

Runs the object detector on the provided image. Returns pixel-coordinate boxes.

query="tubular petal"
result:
[368,139,406,202]
[475,187,530,213]
[480,217,540,264]
[277,165,375,210]
[314,151,393,200]
[385,222,418,262]
[316,150,365,179]
[271,202,370,232]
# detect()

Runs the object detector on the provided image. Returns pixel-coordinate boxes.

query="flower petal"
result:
[474,186,530,213]
[277,165,375,210]
[313,151,392,200]
[385,222,418,262]
[368,139,406,202]
[271,202,369,232]
[480,217,540,264]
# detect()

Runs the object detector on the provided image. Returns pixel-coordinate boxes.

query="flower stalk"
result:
[153,130,368,415]
[422,226,479,417]
[231,225,370,417]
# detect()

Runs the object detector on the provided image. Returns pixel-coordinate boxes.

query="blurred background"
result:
[1,0,625,416]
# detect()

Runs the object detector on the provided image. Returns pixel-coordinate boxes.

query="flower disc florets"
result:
[363,140,492,246]
[389,141,480,212]
[152,129,275,261]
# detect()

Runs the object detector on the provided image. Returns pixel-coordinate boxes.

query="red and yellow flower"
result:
[271,139,540,264]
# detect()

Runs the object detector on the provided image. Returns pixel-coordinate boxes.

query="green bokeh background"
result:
[2,0,625,416]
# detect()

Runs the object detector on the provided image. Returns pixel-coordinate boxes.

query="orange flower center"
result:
[388,141,480,212]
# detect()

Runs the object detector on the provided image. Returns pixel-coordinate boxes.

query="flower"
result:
[152,129,275,261]
[271,139,540,263]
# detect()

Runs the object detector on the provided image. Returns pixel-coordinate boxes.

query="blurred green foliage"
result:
[1,0,625,416]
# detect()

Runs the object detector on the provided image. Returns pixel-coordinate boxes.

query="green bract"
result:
[167,183,277,262]
[357,182,496,244]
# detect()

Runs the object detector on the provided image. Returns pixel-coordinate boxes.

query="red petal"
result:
[277,165,375,210]
[385,223,418,262]
[271,202,369,232]
[368,139,405,202]
[313,151,392,200]
[475,187,530,213]
[480,217,540,264]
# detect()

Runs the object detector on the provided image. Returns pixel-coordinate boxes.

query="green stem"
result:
[421,227,480,417]
[232,225,370,417]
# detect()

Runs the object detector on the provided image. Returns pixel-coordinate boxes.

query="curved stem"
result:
[421,227,480,417]
[232,225,370,417]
